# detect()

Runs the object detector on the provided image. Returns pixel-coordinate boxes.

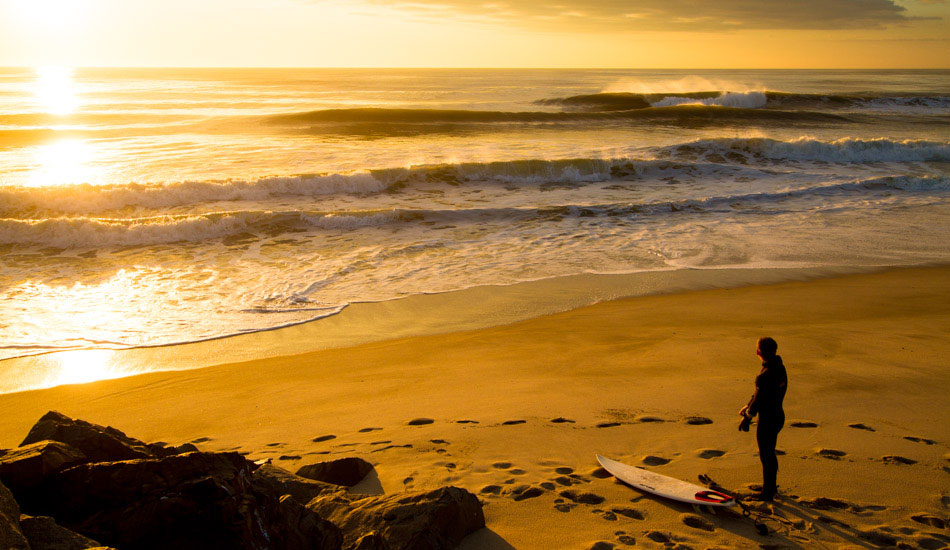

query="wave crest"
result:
[3,176,945,249]
[662,137,950,163]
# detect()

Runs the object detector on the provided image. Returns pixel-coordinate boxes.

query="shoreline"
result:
[1,264,948,548]
[0,263,917,395]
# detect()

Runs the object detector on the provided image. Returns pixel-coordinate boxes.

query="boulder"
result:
[0,479,30,550]
[254,463,339,504]
[33,451,342,550]
[19,514,112,549]
[297,457,374,487]
[0,440,88,500]
[20,411,156,462]
[307,486,484,550]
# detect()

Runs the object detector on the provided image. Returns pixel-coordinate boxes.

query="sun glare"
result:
[54,349,117,385]
[28,138,99,187]
[33,65,79,115]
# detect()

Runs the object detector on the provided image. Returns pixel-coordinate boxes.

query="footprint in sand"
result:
[642,455,671,466]
[358,427,382,433]
[555,467,574,475]
[593,508,617,521]
[550,417,576,424]
[540,482,556,490]
[590,468,611,479]
[882,455,917,465]
[554,476,576,486]
[191,437,212,443]
[402,476,414,485]
[635,415,665,423]
[559,489,606,505]
[492,461,513,469]
[479,485,502,495]
[816,448,847,460]
[369,440,392,445]
[508,485,546,501]
[408,418,434,426]
[597,422,622,428]
[587,541,615,550]
[311,435,336,442]
[903,436,936,445]
[684,416,713,425]
[790,421,819,428]
[848,423,875,431]
[611,507,645,520]
[430,439,449,444]
[911,514,947,529]
[502,420,526,426]
[698,449,726,459]
[644,531,671,543]
[681,513,715,532]
[455,420,479,424]
[509,468,527,475]
[554,503,574,513]
[616,533,636,546]
[370,444,412,453]
[265,442,285,447]
[277,455,301,460]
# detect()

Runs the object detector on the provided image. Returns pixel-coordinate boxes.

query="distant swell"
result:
[266,105,847,127]
[662,137,950,163]
[2,176,945,249]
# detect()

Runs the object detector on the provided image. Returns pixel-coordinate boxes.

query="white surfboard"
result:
[596,454,736,507]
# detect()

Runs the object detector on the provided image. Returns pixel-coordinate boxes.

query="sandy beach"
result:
[1,266,948,549]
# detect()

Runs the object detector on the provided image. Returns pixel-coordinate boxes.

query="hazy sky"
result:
[1,0,948,67]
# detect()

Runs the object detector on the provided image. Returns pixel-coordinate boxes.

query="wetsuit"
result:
[745,355,787,498]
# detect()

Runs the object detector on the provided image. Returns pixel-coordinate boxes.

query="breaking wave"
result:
[535,91,950,112]
[3,176,945,249]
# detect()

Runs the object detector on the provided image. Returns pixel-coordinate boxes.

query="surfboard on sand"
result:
[596,454,736,507]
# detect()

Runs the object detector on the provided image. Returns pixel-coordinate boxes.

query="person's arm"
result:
[742,369,768,418]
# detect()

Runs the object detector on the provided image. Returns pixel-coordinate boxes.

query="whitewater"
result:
[1,68,948,361]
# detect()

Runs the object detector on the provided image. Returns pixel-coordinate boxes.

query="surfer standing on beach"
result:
[738,337,788,502]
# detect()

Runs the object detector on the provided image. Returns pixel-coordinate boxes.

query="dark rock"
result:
[296,457,374,487]
[0,479,29,550]
[32,451,342,550]
[20,411,156,462]
[19,514,110,549]
[254,463,338,504]
[308,486,484,550]
[352,532,391,550]
[0,440,88,499]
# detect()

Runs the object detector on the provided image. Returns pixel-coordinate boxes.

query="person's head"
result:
[756,337,778,360]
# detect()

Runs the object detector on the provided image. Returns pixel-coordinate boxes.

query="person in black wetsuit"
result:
[738,336,787,501]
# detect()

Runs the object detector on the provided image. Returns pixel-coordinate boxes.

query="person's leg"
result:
[756,418,782,498]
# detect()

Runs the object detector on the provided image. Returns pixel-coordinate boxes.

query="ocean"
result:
[1,68,949,384]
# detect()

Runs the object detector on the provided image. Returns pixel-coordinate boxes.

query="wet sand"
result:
[1,266,948,549]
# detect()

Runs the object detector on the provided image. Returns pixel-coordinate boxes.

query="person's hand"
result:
[738,405,749,418]
[738,416,752,432]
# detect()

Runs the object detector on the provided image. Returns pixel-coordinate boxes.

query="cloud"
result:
[353,0,937,31]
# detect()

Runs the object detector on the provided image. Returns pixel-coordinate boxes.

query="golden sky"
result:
[1,0,948,67]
